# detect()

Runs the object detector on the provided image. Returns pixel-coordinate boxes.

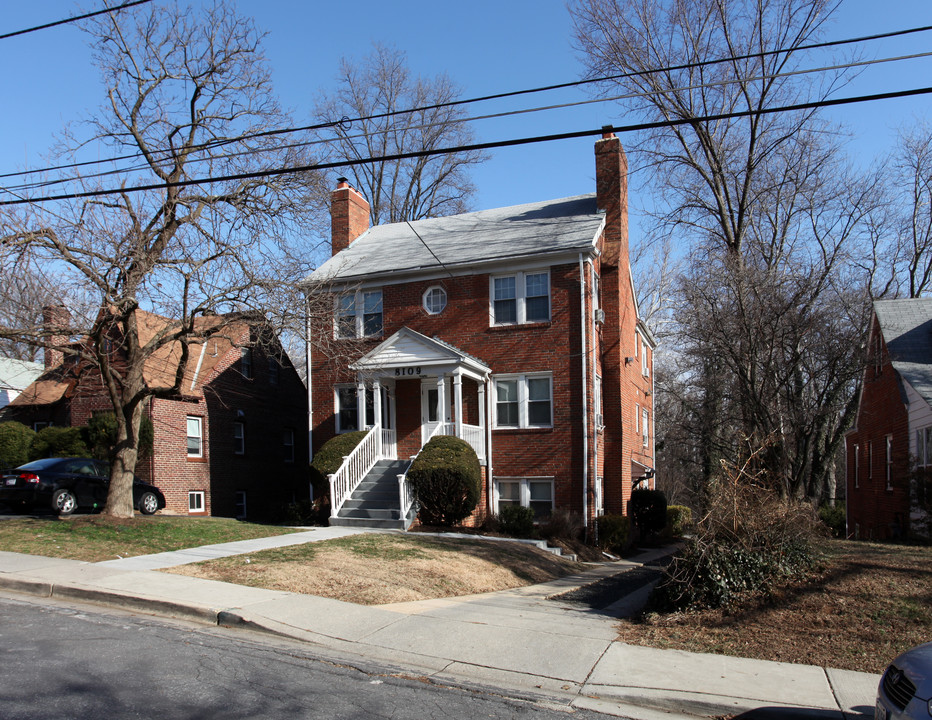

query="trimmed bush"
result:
[665,505,693,537]
[85,413,154,460]
[0,422,36,469]
[539,508,584,543]
[498,505,536,537]
[596,513,630,553]
[630,488,667,536]
[309,431,366,496]
[408,435,481,526]
[29,426,89,460]
[818,504,846,538]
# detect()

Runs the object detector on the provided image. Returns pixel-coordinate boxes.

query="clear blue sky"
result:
[1,0,930,245]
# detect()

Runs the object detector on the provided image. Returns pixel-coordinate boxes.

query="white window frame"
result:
[493,373,553,429]
[186,416,203,458]
[335,289,383,339]
[494,477,555,518]
[642,408,649,447]
[240,347,252,379]
[422,285,448,315]
[188,490,205,513]
[233,421,245,455]
[635,403,640,433]
[334,384,387,433]
[853,443,860,489]
[886,434,893,490]
[594,374,604,430]
[490,270,551,326]
[641,340,650,378]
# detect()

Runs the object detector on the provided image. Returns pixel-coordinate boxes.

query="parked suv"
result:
[0,458,165,516]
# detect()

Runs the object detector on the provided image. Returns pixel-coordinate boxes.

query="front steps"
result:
[330,459,416,530]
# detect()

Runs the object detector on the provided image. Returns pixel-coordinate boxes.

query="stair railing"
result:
[329,423,382,518]
[396,421,446,528]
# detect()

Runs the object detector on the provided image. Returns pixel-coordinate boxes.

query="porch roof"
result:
[350,327,490,381]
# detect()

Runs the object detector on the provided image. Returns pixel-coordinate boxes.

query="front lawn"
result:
[0,515,299,563]
[616,540,932,674]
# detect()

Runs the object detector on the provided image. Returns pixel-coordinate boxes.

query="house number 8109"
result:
[394,367,422,376]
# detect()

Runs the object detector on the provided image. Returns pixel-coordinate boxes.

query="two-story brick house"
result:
[308,133,656,534]
[846,298,932,541]
[6,310,308,520]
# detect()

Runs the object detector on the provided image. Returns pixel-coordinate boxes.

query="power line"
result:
[2,84,930,207]
[8,46,932,195]
[3,21,931,183]
[0,0,153,41]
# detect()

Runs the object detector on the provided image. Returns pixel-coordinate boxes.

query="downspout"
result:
[305,295,314,500]
[579,254,589,529]
[486,375,493,518]
[589,260,599,513]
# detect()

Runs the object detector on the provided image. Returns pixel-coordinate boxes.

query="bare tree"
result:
[313,43,486,224]
[571,0,881,501]
[0,2,321,517]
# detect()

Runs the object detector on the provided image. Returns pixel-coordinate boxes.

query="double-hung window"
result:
[186,416,203,458]
[233,421,245,455]
[491,271,550,325]
[853,443,860,489]
[494,374,552,429]
[336,289,383,338]
[886,434,893,490]
[495,477,554,518]
[335,385,390,433]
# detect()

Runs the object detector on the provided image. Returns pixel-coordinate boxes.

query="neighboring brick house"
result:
[846,298,932,541]
[5,310,308,519]
[308,133,656,533]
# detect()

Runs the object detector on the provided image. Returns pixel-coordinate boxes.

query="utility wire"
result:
[3,21,930,182]
[0,0,153,41]
[9,45,930,194]
[2,84,931,207]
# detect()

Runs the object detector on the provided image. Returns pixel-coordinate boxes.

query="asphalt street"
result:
[0,593,617,720]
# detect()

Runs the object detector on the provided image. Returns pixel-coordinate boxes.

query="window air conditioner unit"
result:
[594,309,605,325]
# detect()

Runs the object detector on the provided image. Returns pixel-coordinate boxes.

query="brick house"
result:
[308,133,656,533]
[5,310,308,519]
[846,298,932,541]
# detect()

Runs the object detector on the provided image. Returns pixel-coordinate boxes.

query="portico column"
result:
[356,377,366,429]
[453,371,463,439]
[436,374,447,430]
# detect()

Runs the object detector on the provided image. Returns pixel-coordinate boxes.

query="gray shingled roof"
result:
[875,298,932,407]
[310,194,604,284]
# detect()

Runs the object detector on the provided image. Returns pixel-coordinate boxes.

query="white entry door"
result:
[420,379,451,445]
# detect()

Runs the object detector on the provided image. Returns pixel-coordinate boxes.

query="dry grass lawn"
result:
[616,540,932,674]
[165,533,585,605]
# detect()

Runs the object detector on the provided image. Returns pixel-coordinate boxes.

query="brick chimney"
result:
[43,304,71,370]
[595,129,629,268]
[330,178,370,256]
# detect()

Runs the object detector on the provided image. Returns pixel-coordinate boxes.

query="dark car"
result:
[0,458,165,516]
[877,642,932,720]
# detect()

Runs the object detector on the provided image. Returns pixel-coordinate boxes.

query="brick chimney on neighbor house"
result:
[330,178,370,256]
[595,128,630,268]
[42,304,71,370]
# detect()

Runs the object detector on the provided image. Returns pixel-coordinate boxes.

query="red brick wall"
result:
[846,318,911,539]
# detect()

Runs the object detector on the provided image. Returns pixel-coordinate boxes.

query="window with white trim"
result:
[916,427,932,468]
[853,443,860,489]
[240,348,252,378]
[335,385,390,433]
[493,374,552,428]
[641,341,650,377]
[594,375,603,429]
[635,403,640,433]
[642,408,649,447]
[233,421,245,455]
[186,416,203,458]
[336,289,383,338]
[886,434,893,490]
[423,286,447,315]
[188,491,205,512]
[268,357,280,385]
[491,271,550,325]
[495,477,554,518]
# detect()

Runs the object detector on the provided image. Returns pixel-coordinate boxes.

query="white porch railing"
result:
[381,428,397,460]
[397,422,446,523]
[434,422,485,461]
[329,424,382,518]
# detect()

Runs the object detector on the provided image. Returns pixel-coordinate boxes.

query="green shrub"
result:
[818,504,846,538]
[407,435,481,526]
[630,488,667,535]
[85,413,154,460]
[498,505,536,537]
[0,422,36,468]
[596,513,630,552]
[539,508,584,542]
[29,426,89,460]
[665,505,693,537]
[309,431,366,496]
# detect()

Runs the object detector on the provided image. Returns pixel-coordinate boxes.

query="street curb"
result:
[0,575,52,597]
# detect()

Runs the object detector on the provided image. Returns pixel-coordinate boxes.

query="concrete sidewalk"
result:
[0,532,879,720]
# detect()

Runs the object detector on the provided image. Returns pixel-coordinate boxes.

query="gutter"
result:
[579,254,589,528]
